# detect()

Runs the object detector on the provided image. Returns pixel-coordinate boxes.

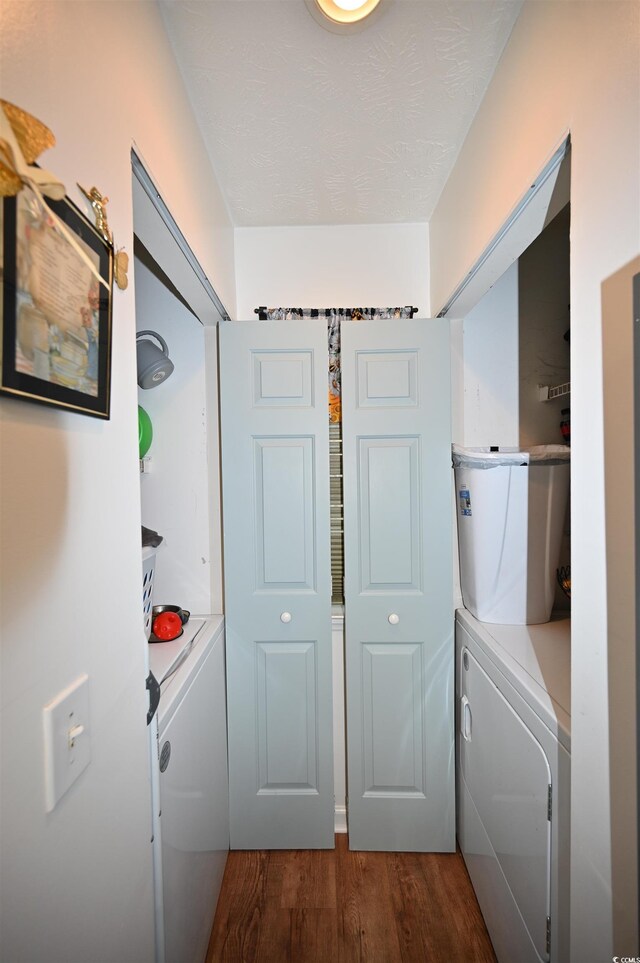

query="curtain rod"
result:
[254,306,418,320]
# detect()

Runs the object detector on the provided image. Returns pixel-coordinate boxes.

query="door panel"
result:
[359,437,421,590]
[361,642,425,795]
[342,319,454,851]
[254,437,316,589]
[220,321,333,849]
[356,349,419,407]
[256,641,318,791]
[252,350,314,406]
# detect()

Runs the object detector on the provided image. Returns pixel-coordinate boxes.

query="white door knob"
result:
[388,613,400,625]
[280,612,292,623]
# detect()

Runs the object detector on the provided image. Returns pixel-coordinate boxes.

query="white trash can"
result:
[453,445,570,625]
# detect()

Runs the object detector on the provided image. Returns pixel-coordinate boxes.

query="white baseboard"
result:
[334,805,347,834]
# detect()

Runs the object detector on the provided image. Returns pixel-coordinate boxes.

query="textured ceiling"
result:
[160,0,522,227]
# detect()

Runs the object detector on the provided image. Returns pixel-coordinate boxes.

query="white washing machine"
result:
[148,615,229,963]
[455,608,570,963]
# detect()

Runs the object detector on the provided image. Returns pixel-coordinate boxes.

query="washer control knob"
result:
[388,613,400,625]
[280,612,292,624]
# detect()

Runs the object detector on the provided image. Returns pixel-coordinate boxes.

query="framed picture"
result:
[0,187,113,418]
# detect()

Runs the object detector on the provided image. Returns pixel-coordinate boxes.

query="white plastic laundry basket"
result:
[142,546,156,640]
[453,445,570,625]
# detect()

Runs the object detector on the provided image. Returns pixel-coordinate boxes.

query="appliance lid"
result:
[148,617,206,685]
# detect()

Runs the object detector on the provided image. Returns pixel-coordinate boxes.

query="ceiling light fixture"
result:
[318,0,380,22]
[306,0,387,33]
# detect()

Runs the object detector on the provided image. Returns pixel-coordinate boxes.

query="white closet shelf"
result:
[538,381,570,402]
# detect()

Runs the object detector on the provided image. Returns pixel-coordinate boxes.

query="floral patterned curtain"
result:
[255,306,416,422]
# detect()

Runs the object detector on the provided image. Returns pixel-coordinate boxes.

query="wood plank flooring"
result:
[206,836,497,963]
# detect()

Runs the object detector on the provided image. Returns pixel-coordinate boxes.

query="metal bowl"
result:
[152,604,190,624]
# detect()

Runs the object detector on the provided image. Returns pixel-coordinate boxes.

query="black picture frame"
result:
[0,188,113,418]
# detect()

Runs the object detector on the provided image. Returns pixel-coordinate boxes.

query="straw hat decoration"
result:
[0,99,60,198]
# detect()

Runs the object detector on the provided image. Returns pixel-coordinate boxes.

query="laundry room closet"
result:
[132,163,230,963]
[449,165,572,963]
[131,150,573,957]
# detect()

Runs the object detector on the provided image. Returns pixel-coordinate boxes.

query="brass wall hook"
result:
[78,183,112,245]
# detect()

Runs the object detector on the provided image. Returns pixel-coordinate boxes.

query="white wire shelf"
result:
[538,382,571,402]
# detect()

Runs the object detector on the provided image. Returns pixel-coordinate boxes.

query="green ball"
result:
[138,405,153,459]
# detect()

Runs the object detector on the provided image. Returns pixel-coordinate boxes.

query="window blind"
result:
[329,421,344,604]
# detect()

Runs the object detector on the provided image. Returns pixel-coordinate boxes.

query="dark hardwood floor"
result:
[206,835,497,963]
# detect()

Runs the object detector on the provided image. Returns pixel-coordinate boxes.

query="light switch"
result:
[43,674,91,813]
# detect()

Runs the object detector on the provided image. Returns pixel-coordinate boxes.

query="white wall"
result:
[135,258,216,616]
[519,206,571,448]
[234,222,429,319]
[0,3,234,960]
[430,2,640,958]
[602,256,640,949]
[460,261,519,448]
[453,211,570,451]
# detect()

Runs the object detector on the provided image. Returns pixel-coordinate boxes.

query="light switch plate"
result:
[43,673,91,812]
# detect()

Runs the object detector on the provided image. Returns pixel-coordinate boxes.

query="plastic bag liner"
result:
[452,444,570,470]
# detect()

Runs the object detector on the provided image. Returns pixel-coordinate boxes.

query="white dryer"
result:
[456,609,570,963]
[148,616,228,963]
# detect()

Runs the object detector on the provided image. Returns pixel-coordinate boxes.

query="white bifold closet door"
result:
[220,317,454,852]
[219,320,334,849]
[341,318,454,852]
